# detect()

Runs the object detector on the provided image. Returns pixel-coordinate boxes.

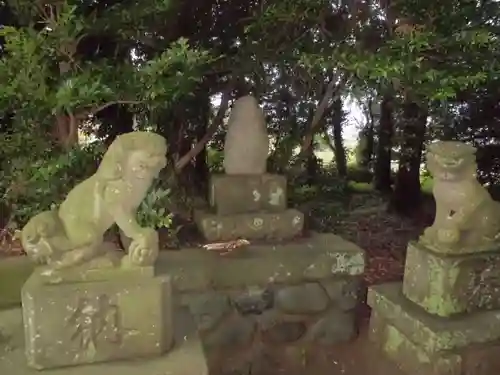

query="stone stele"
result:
[19,131,174,369]
[419,141,500,254]
[209,173,287,215]
[223,95,270,175]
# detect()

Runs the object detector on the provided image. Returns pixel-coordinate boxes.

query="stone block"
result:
[402,241,500,317]
[275,282,329,314]
[367,282,500,375]
[209,174,287,215]
[307,309,355,345]
[194,208,304,242]
[21,271,174,370]
[0,256,34,309]
[157,233,365,291]
[0,306,209,375]
[320,276,362,311]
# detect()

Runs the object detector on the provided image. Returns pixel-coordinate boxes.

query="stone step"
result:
[368,282,500,375]
[209,174,287,215]
[194,208,304,242]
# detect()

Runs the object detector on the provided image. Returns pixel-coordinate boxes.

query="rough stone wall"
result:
[183,276,360,352]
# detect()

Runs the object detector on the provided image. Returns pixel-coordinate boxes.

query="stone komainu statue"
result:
[21,131,168,272]
[420,141,500,251]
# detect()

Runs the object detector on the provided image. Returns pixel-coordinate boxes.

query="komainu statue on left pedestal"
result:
[20,131,168,274]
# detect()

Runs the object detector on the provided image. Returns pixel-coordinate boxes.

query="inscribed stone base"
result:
[194,208,304,242]
[402,241,500,317]
[0,307,208,375]
[209,174,287,215]
[21,270,174,370]
[368,283,500,375]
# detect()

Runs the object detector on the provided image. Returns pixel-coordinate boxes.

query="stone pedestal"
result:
[403,241,500,317]
[21,268,174,370]
[0,306,208,375]
[368,241,500,375]
[368,283,500,375]
[196,173,303,242]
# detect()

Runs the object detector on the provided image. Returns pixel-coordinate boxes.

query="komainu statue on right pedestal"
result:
[420,141,500,253]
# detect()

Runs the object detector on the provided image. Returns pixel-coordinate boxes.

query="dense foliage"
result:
[1,0,500,238]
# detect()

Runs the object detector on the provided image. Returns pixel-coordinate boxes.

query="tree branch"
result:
[78,100,143,119]
[174,84,234,172]
[298,73,348,156]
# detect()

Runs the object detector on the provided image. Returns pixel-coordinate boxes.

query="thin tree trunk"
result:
[374,94,394,193]
[365,99,375,166]
[53,113,79,150]
[331,98,347,177]
[194,93,210,195]
[389,101,427,215]
[174,85,232,172]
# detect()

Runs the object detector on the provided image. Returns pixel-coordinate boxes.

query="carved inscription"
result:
[66,295,122,355]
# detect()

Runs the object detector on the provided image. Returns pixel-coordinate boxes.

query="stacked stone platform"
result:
[195,173,304,242]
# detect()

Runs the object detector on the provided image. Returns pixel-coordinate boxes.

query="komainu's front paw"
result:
[127,230,159,266]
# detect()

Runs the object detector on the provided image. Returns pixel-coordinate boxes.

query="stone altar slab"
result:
[21,270,173,370]
[368,283,500,375]
[209,174,287,215]
[194,208,304,242]
[402,241,500,317]
[0,307,207,375]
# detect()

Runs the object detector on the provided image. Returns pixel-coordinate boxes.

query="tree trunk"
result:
[389,101,427,216]
[364,99,375,166]
[374,94,394,193]
[53,113,79,150]
[331,98,347,177]
[194,94,210,195]
[96,104,134,146]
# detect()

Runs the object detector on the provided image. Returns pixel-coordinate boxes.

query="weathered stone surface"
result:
[21,131,167,277]
[209,174,287,215]
[0,307,208,375]
[188,293,231,332]
[21,272,173,370]
[156,232,366,290]
[261,320,307,343]
[223,95,269,175]
[194,208,304,242]
[232,287,274,315]
[369,282,500,352]
[275,283,329,314]
[307,309,355,344]
[321,277,361,311]
[420,141,500,254]
[203,315,256,349]
[303,236,365,279]
[402,241,500,317]
[369,309,462,375]
[371,307,500,375]
[0,256,34,309]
